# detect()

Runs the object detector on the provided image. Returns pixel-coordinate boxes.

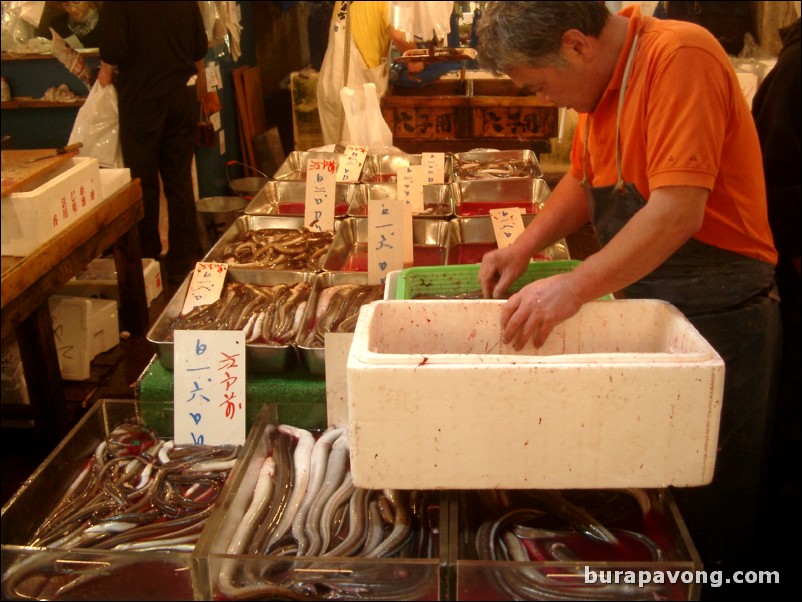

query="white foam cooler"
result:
[346,299,724,490]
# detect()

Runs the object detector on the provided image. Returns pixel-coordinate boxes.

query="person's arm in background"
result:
[389,25,424,73]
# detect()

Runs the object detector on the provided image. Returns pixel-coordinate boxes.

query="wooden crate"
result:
[469,79,558,140]
[380,82,470,141]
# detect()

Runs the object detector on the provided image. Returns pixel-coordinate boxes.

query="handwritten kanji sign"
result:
[181,262,229,315]
[490,207,526,248]
[174,330,246,446]
[367,198,407,285]
[304,156,336,232]
[335,145,367,182]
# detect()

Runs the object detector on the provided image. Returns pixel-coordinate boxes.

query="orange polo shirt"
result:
[569,5,777,265]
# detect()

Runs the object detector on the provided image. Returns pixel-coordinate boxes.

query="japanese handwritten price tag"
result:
[335,145,367,182]
[490,207,526,248]
[367,198,407,285]
[422,152,445,184]
[397,165,424,213]
[305,156,336,232]
[173,330,246,446]
[181,262,229,315]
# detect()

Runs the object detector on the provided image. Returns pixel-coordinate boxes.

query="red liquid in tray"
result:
[337,245,445,271]
[457,201,537,216]
[277,202,349,216]
[451,243,497,265]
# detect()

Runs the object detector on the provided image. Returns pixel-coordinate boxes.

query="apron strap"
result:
[337,1,353,144]
[582,32,640,192]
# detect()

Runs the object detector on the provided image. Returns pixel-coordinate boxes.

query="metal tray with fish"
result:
[361,152,455,183]
[453,149,543,180]
[295,272,385,376]
[452,177,551,217]
[204,215,338,271]
[321,217,451,272]
[147,269,315,373]
[243,180,357,218]
[272,150,347,181]
[446,215,570,265]
[347,181,454,218]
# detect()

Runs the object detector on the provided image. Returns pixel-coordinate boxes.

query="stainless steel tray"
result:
[361,152,455,183]
[445,215,570,265]
[146,269,315,373]
[243,180,356,217]
[347,182,454,218]
[272,150,347,181]
[452,177,550,217]
[453,149,543,180]
[204,215,337,271]
[321,218,451,272]
[295,272,384,376]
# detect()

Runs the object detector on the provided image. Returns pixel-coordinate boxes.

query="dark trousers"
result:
[119,85,202,284]
[672,295,782,597]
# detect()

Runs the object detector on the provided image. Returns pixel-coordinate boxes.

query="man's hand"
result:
[97,60,115,87]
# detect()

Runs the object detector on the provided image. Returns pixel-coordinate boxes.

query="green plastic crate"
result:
[395,260,584,299]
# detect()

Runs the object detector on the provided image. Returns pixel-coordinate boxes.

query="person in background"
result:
[316,0,424,146]
[97,1,207,287]
[475,1,780,592]
[37,1,102,49]
[751,16,801,571]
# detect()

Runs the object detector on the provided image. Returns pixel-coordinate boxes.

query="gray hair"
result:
[476,1,611,74]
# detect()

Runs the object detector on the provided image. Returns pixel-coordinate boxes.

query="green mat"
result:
[137,357,328,430]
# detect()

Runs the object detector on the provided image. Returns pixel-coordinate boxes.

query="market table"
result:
[1,171,148,453]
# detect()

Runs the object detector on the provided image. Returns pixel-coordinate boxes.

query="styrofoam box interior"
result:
[58,257,163,307]
[1,157,102,256]
[49,296,119,381]
[347,299,724,490]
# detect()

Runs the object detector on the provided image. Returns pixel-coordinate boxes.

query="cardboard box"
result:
[1,157,102,256]
[49,296,119,380]
[347,299,724,490]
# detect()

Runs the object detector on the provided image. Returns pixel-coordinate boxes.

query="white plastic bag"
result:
[69,81,124,168]
[340,83,394,152]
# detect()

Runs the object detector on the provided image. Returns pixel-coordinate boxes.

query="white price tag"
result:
[422,152,445,184]
[173,330,246,446]
[367,198,407,285]
[336,145,368,182]
[304,156,337,232]
[397,165,424,213]
[181,262,229,315]
[490,207,526,248]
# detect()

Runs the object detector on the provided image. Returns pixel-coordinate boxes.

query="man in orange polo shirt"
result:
[476,0,780,587]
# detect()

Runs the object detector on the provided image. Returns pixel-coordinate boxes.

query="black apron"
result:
[581,33,781,571]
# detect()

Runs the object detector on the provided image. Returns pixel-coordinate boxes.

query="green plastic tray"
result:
[395,260,584,299]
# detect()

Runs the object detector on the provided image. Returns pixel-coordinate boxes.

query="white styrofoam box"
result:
[49,296,120,381]
[58,257,163,307]
[2,157,103,256]
[99,167,131,199]
[347,299,724,490]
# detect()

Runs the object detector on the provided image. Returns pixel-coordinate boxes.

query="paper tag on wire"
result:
[181,262,228,315]
[490,207,526,248]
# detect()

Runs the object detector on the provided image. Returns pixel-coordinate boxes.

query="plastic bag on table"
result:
[339,83,394,153]
[69,80,124,168]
